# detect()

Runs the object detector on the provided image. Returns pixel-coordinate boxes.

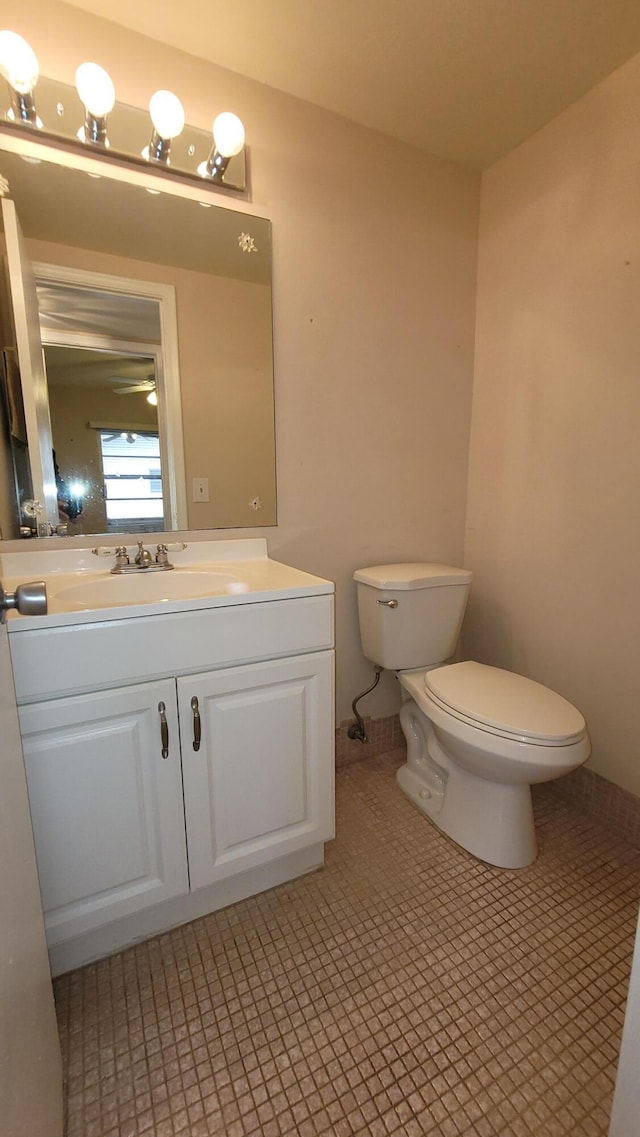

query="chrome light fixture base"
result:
[79,111,109,147]
[7,87,40,127]
[146,128,172,165]
[198,150,229,181]
[0,75,247,194]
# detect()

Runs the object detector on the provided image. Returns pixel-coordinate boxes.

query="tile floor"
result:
[55,750,640,1137]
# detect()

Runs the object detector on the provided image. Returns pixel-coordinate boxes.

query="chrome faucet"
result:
[108,543,176,574]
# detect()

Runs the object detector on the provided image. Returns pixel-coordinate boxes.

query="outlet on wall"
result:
[192,477,209,503]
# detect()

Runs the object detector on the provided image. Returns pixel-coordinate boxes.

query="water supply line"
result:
[347,667,383,742]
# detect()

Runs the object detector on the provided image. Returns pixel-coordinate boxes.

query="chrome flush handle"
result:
[158,702,169,759]
[376,598,398,609]
[191,696,201,751]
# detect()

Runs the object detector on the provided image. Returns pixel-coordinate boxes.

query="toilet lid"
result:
[353,563,472,589]
[424,661,586,743]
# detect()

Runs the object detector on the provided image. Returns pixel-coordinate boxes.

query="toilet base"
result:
[396,759,537,868]
[397,695,538,868]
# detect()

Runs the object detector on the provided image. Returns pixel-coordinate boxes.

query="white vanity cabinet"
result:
[7,573,335,975]
[19,680,188,947]
[179,652,334,890]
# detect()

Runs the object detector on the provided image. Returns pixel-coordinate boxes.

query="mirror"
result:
[0,137,276,539]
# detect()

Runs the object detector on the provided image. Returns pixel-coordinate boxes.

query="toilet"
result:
[353,563,590,868]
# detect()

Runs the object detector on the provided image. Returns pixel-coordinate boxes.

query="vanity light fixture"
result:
[143,89,185,165]
[198,112,245,181]
[0,30,40,127]
[75,62,115,146]
[0,30,248,193]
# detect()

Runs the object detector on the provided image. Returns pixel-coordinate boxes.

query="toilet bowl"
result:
[353,563,591,869]
[398,663,590,868]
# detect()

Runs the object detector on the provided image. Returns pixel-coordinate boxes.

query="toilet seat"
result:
[424,661,586,747]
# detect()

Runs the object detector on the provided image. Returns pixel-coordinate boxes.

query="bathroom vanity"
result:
[2,539,335,975]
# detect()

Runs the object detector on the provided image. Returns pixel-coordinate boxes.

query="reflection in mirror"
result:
[34,263,184,534]
[45,344,165,535]
[0,138,276,541]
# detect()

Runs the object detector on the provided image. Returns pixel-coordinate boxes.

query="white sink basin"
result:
[54,570,240,610]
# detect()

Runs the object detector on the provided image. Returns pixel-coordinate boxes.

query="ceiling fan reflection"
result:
[112,375,157,405]
[102,431,140,443]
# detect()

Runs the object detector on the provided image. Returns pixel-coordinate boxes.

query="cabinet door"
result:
[179,651,335,890]
[19,680,188,946]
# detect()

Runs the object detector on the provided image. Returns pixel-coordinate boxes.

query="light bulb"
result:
[75,62,115,117]
[146,390,158,406]
[212,112,245,158]
[149,90,184,140]
[0,30,38,94]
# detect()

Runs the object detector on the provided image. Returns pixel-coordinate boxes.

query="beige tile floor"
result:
[55,750,640,1137]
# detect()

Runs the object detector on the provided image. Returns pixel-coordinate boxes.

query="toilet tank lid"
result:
[353,563,472,590]
[425,661,586,742]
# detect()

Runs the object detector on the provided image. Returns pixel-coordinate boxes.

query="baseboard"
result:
[546,766,640,847]
[336,714,640,849]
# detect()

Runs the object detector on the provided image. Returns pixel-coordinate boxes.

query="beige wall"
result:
[11,1,480,724]
[466,54,640,795]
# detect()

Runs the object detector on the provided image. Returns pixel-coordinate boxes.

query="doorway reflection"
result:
[44,344,163,534]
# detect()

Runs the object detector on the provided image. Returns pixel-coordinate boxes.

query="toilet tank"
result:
[353,563,472,671]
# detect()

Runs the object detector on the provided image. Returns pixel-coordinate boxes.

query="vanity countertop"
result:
[1,538,333,632]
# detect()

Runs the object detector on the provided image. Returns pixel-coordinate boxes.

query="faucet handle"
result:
[155,543,174,568]
[114,545,129,566]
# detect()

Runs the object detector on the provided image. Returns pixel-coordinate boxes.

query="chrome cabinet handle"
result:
[191,696,201,751]
[158,701,169,758]
[376,598,398,609]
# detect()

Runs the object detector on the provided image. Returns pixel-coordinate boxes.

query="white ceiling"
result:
[66,0,640,169]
